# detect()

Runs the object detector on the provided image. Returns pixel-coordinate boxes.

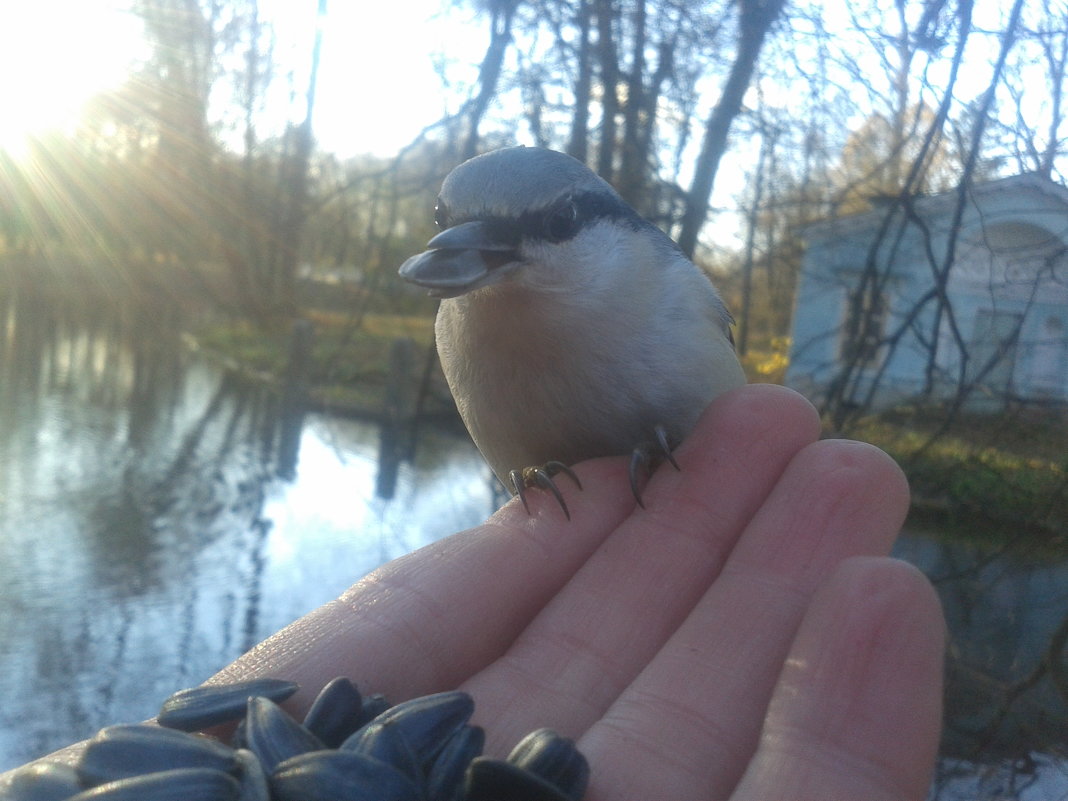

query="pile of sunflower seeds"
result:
[0,676,589,801]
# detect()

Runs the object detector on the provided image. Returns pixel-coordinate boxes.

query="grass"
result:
[849,406,1068,552]
[192,311,441,414]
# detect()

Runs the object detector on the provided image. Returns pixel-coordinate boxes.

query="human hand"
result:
[204,383,944,800]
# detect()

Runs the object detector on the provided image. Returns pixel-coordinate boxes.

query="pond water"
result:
[895,533,1068,763]
[0,302,494,770]
[0,300,1066,790]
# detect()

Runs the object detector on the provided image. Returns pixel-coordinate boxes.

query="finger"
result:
[463,385,822,752]
[732,557,945,801]
[206,456,633,711]
[580,438,910,800]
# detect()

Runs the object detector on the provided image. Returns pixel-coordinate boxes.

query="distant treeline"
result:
[0,0,1062,351]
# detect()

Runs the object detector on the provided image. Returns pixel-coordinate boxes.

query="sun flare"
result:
[0,2,144,156]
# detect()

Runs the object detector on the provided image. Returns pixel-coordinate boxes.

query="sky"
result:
[0,2,1036,159]
[0,0,478,159]
[0,2,145,155]
[265,0,486,158]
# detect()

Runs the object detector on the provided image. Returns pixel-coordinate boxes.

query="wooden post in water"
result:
[277,319,314,479]
[377,337,416,499]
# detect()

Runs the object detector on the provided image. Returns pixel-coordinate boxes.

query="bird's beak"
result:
[399,221,519,298]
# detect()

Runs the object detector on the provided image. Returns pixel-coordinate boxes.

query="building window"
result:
[1032,315,1067,396]
[965,308,1022,409]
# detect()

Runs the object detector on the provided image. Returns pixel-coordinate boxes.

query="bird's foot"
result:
[509,461,583,520]
[628,424,680,508]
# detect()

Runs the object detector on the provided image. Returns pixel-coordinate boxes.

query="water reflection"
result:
[0,302,492,770]
[896,533,1068,764]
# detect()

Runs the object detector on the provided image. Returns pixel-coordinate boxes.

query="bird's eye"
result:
[544,199,579,241]
[434,201,448,230]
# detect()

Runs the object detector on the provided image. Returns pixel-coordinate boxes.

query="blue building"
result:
[786,174,1068,412]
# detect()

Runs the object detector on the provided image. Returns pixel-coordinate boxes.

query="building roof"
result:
[803,172,1068,243]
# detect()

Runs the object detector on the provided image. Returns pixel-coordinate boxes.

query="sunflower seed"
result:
[65,767,239,800]
[507,728,589,801]
[233,749,269,801]
[243,696,323,774]
[340,719,421,781]
[0,761,82,801]
[463,756,573,801]
[269,750,421,801]
[76,724,237,786]
[301,676,363,748]
[157,679,298,732]
[358,693,390,724]
[426,725,485,801]
[3,677,590,801]
[342,690,473,770]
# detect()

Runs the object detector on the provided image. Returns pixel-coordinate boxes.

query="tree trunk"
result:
[274,0,327,318]
[567,0,593,162]
[594,0,620,181]
[462,0,519,161]
[737,118,770,357]
[677,0,786,258]
[618,0,646,204]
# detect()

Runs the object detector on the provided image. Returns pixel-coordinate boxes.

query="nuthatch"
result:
[400,147,745,517]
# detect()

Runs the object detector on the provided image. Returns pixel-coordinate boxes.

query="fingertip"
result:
[737,555,945,801]
[828,555,946,648]
[696,387,910,519]
[796,437,911,528]
[681,384,823,474]
[699,383,822,441]
[813,555,947,789]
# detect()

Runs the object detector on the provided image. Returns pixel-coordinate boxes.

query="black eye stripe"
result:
[517,191,639,241]
[436,190,644,244]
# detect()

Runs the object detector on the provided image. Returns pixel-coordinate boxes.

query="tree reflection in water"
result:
[0,299,491,770]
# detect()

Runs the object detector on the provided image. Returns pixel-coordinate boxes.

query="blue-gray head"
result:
[399,147,656,298]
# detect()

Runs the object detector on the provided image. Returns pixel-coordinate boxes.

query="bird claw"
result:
[508,425,677,517]
[628,424,680,508]
[509,461,582,520]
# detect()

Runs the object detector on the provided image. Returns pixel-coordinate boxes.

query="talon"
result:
[654,424,680,471]
[629,425,680,507]
[544,460,582,490]
[509,469,531,514]
[531,468,571,520]
[509,462,578,519]
[629,449,647,508]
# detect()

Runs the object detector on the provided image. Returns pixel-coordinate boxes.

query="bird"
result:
[399,146,746,518]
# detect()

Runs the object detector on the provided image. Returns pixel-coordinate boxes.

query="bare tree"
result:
[677,0,786,258]
[567,0,594,161]
[462,0,521,160]
[594,0,622,181]
[267,0,327,317]
[997,0,1068,181]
